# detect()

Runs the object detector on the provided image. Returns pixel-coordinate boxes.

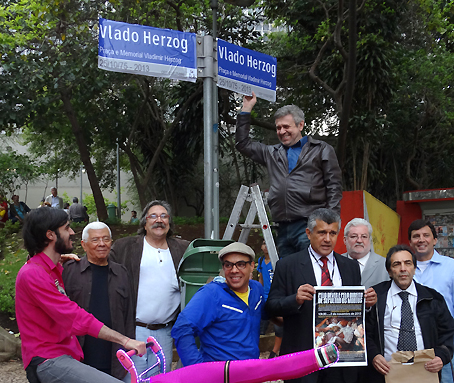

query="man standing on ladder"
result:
[235,92,343,258]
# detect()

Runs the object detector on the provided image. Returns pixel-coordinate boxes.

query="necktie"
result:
[320,257,332,286]
[397,291,417,351]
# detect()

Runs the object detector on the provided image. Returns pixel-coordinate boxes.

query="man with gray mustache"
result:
[110,200,189,378]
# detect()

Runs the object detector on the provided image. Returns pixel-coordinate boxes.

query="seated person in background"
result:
[10,194,30,224]
[0,195,8,224]
[171,242,265,366]
[69,197,89,223]
[129,210,139,224]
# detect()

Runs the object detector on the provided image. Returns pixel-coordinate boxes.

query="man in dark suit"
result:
[366,244,454,383]
[266,208,377,383]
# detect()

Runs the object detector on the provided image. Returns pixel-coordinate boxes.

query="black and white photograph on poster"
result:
[313,286,367,367]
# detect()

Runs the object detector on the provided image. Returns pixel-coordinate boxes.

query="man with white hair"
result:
[63,222,134,380]
[342,218,389,288]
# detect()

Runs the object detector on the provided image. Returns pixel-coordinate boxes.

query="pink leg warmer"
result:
[150,345,337,383]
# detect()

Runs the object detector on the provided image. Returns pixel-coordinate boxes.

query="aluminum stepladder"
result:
[222,184,279,270]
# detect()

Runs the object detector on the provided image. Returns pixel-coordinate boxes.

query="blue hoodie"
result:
[172,279,265,366]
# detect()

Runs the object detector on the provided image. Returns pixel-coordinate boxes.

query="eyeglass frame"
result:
[222,260,253,270]
[146,213,170,221]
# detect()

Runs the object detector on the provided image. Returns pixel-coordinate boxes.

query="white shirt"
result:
[309,246,342,286]
[383,280,424,361]
[51,196,60,208]
[347,252,370,275]
[136,238,180,324]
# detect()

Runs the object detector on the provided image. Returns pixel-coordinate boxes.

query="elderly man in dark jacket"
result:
[63,221,134,380]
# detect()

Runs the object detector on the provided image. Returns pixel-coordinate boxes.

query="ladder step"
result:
[239,224,262,229]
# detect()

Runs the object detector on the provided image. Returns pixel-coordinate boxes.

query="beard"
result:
[55,230,74,254]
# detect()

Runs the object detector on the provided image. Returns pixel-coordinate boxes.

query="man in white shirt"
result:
[110,200,189,377]
[45,187,63,209]
[409,219,454,383]
[366,244,454,383]
[342,218,389,288]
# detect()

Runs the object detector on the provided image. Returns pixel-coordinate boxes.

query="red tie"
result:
[321,257,332,286]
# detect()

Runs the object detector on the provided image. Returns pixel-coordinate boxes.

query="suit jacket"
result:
[62,256,134,379]
[342,251,389,289]
[110,235,190,321]
[366,280,454,383]
[45,194,63,209]
[266,248,361,383]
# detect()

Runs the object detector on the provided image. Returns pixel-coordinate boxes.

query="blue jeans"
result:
[441,355,454,383]
[131,325,173,378]
[275,219,310,258]
[37,355,121,383]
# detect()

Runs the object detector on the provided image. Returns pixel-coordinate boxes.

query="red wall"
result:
[396,201,422,245]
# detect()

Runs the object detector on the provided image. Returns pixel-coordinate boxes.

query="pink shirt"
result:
[15,253,104,369]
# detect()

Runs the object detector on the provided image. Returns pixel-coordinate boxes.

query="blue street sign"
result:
[98,18,197,82]
[217,39,277,102]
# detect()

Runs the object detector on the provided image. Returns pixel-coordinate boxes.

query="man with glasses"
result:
[342,218,389,288]
[110,200,190,376]
[63,222,134,379]
[171,242,265,366]
[366,245,454,383]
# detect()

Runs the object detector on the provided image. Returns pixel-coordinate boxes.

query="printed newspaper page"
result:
[313,286,367,366]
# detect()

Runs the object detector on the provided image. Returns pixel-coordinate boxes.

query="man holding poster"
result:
[365,244,454,383]
[266,208,377,383]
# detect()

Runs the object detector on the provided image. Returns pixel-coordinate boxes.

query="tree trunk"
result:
[337,0,358,173]
[60,89,108,220]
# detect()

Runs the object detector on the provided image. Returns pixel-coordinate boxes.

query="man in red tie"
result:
[266,208,377,383]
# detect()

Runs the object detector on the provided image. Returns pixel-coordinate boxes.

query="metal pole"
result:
[204,77,213,238]
[117,141,121,219]
[80,165,83,205]
[211,0,219,239]
[203,35,214,239]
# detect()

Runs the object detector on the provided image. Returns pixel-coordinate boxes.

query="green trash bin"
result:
[178,239,234,309]
[106,204,117,220]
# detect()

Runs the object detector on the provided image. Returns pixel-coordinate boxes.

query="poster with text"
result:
[313,286,367,366]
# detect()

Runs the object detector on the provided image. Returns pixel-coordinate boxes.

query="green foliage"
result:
[0,229,27,315]
[81,192,129,217]
[0,150,41,198]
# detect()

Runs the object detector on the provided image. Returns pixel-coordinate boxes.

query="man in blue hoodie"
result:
[172,242,265,366]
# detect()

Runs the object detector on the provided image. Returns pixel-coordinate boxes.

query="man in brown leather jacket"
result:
[110,200,190,377]
[236,92,342,258]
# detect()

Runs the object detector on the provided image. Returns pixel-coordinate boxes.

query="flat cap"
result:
[218,242,255,261]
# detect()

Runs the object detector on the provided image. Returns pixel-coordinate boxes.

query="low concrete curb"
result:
[0,326,21,362]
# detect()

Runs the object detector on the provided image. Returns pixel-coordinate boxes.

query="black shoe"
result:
[268,351,278,359]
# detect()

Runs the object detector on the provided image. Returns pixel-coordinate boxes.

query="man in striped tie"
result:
[365,244,454,383]
[266,208,377,383]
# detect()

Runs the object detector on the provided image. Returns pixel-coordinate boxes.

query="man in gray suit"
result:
[343,218,389,288]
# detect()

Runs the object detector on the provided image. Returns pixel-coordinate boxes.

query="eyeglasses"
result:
[89,237,112,244]
[222,260,252,270]
[146,213,170,221]
[347,234,370,241]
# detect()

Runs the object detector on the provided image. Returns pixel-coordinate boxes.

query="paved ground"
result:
[0,359,26,383]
